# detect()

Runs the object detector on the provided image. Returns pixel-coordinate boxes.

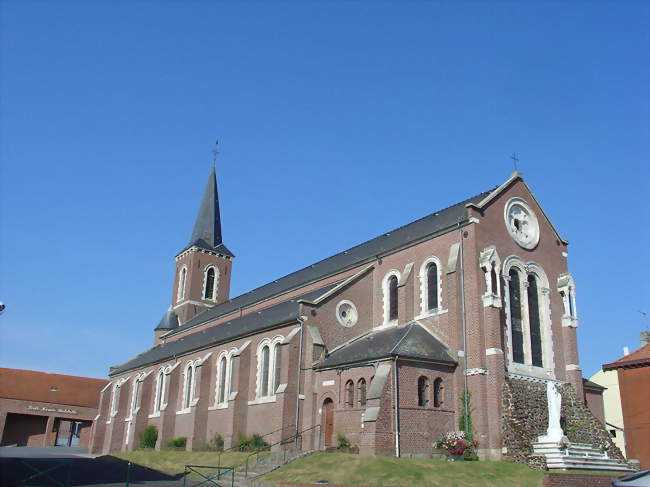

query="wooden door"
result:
[322,398,334,447]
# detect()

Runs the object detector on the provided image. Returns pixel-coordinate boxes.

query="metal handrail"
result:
[216,424,295,468]
[244,424,321,478]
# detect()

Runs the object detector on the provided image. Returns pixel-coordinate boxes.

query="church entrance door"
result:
[322,398,334,447]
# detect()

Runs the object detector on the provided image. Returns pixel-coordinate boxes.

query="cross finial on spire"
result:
[511,152,519,171]
[212,140,219,167]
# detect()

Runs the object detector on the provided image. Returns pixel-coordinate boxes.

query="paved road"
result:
[0,447,189,487]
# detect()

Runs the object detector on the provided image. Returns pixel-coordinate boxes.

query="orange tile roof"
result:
[0,368,109,408]
[603,343,650,371]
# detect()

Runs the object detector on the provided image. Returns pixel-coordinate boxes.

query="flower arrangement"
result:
[434,431,479,456]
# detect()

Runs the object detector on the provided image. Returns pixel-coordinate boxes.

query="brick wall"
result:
[543,473,622,487]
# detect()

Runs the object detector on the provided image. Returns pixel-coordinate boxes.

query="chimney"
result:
[641,331,650,346]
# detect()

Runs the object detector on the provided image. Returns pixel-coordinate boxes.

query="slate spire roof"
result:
[154,307,179,331]
[183,167,234,257]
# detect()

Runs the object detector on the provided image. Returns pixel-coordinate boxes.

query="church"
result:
[90,165,618,465]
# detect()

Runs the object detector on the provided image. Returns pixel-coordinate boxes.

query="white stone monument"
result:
[538,381,566,443]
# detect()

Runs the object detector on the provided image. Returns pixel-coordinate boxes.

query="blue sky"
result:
[1,1,648,380]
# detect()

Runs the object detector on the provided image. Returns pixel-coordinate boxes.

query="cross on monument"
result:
[212,140,220,166]
[511,152,519,172]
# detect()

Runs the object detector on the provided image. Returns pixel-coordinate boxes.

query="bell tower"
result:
[171,166,234,325]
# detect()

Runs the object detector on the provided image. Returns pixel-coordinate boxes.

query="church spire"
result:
[189,166,223,249]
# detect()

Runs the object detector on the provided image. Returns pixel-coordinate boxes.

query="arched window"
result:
[260,346,270,397]
[358,379,367,407]
[568,289,575,317]
[177,267,187,302]
[130,376,143,415]
[417,376,429,407]
[204,267,216,300]
[218,356,228,404]
[433,378,443,408]
[490,265,498,297]
[427,263,438,310]
[273,343,282,394]
[527,274,543,367]
[110,382,121,417]
[183,363,195,410]
[388,275,398,321]
[345,380,354,408]
[154,369,166,413]
[508,268,524,364]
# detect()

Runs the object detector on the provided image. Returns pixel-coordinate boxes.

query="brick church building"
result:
[91,167,595,461]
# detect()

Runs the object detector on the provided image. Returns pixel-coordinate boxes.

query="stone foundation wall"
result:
[502,378,625,470]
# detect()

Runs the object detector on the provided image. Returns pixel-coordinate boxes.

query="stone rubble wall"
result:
[502,378,625,470]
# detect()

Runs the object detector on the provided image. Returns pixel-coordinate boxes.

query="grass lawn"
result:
[262,453,544,487]
[111,450,268,475]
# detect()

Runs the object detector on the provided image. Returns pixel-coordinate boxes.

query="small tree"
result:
[139,425,158,449]
[459,389,474,442]
[209,433,224,452]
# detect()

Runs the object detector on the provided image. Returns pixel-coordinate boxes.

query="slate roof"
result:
[582,378,606,391]
[316,322,457,369]
[166,187,494,338]
[155,308,179,331]
[110,281,341,376]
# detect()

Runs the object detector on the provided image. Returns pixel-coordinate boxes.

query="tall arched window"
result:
[426,263,438,310]
[388,275,398,321]
[508,268,524,364]
[358,379,367,407]
[345,380,354,408]
[568,289,575,317]
[417,376,429,407]
[204,267,216,300]
[527,274,543,367]
[177,267,187,302]
[490,264,498,296]
[154,369,166,413]
[433,378,443,408]
[183,363,195,410]
[130,376,143,415]
[218,356,228,404]
[260,346,270,397]
[273,343,282,394]
[110,382,121,417]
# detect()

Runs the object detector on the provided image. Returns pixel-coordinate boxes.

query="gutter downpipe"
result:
[459,225,470,436]
[393,355,400,458]
[295,315,306,447]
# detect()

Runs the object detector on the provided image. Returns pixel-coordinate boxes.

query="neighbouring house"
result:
[91,164,616,465]
[589,367,626,457]
[0,368,108,448]
[603,332,650,469]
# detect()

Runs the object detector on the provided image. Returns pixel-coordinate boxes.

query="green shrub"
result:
[166,437,187,449]
[238,433,269,451]
[139,425,158,449]
[463,447,479,461]
[336,433,351,449]
[209,433,224,452]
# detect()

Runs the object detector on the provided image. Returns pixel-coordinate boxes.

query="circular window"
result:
[504,198,540,250]
[336,300,358,327]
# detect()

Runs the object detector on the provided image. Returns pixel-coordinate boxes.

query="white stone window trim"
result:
[381,269,401,327]
[212,347,238,408]
[177,266,188,304]
[178,359,200,414]
[479,246,502,308]
[255,335,284,400]
[107,376,130,424]
[502,256,555,380]
[149,363,179,418]
[504,197,540,250]
[125,371,151,421]
[418,256,445,317]
[201,264,219,302]
[557,273,578,328]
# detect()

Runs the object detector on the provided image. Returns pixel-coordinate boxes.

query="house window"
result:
[182,362,196,410]
[358,379,367,407]
[388,275,398,321]
[154,369,166,414]
[417,376,429,407]
[260,346,270,397]
[204,266,217,300]
[426,263,439,310]
[177,267,187,302]
[508,268,525,364]
[218,356,228,404]
[273,343,282,394]
[527,274,543,367]
[345,380,355,408]
[433,378,443,408]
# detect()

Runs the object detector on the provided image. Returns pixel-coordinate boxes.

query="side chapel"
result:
[91,166,599,461]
